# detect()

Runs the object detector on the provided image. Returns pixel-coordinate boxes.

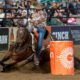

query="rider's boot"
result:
[33,54,44,72]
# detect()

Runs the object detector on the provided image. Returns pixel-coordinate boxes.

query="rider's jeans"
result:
[36,27,46,60]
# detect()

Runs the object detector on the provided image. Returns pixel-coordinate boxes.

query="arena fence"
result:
[0,26,80,51]
[0,27,18,51]
[51,25,80,45]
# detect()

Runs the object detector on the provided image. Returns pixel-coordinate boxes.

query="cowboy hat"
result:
[34,4,43,9]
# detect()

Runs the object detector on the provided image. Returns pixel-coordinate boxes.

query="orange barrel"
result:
[50,41,74,75]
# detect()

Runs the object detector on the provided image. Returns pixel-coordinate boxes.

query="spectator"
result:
[46,2,58,25]
[68,1,77,15]
[76,0,80,14]
[48,2,65,26]
[2,13,13,27]
[24,0,31,17]
[0,9,5,27]
[3,0,13,13]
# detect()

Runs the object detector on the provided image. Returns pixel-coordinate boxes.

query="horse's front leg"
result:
[0,50,16,72]
[0,43,16,65]
[0,50,13,65]
[1,60,17,72]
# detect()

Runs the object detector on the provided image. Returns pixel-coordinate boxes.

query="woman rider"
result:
[28,6,47,66]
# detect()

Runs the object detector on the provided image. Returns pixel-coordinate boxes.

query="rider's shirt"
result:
[32,10,47,28]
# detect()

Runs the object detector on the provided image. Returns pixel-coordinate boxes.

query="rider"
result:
[31,6,47,66]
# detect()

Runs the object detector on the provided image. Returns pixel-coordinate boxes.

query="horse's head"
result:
[16,27,28,44]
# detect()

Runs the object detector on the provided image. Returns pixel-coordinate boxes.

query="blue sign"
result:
[0,28,9,51]
[51,26,80,44]
[70,27,80,44]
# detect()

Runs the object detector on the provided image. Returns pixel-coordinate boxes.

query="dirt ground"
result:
[0,45,80,80]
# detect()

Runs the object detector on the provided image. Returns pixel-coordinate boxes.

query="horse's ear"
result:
[44,29,49,39]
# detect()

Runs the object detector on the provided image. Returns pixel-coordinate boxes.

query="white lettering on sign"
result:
[52,32,69,40]
[0,35,8,44]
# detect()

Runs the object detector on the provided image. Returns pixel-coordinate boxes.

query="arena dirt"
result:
[0,45,80,80]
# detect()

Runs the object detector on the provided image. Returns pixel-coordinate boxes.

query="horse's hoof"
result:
[0,63,9,72]
[0,61,4,66]
[0,64,13,72]
[3,64,13,72]
[0,65,4,72]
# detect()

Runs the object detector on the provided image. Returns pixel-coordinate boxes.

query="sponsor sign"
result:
[51,26,70,40]
[51,26,80,44]
[70,27,80,44]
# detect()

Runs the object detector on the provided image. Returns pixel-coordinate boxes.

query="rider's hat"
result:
[34,4,43,10]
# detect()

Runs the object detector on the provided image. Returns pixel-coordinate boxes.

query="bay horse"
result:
[0,27,50,72]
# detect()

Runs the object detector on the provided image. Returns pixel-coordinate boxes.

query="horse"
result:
[0,27,51,72]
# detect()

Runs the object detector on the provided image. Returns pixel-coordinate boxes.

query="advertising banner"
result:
[51,26,80,45]
[51,26,70,41]
[0,28,9,51]
[70,27,80,44]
